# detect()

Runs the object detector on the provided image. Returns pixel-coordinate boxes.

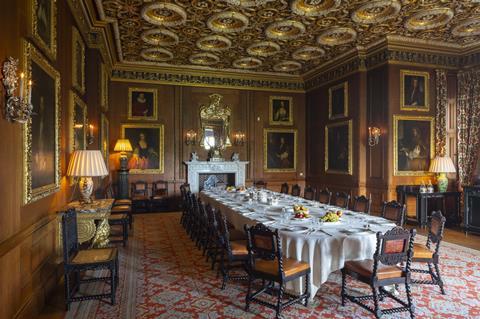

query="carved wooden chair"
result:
[254,180,268,189]
[104,183,131,242]
[411,211,447,294]
[381,200,406,226]
[335,192,350,209]
[291,184,301,197]
[280,183,289,194]
[62,209,118,310]
[104,182,132,206]
[303,186,316,201]
[205,204,221,269]
[341,227,416,319]
[180,183,190,227]
[352,195,372,214]
[317,188,332,204]
[244,223,310,319]
[150,180,169,211]
[131,180,149,212]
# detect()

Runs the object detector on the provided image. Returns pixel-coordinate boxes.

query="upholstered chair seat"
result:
[412,243,434,259]
[230,240,248,256]
[254,257,310,278]
[344,260,404,280]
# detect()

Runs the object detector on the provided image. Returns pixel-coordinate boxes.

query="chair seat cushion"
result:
[229,229,247,241]
[413,243,434,259]
[109,213,128,221]
[132,195,148,201]
[114,199,132,206]
[230,240,248,256]
[254,257,310,277]
[111,205,131,213]
[71,248,117,264]
[344,259,404,280]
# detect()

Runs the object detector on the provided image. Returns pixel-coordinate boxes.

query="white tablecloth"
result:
[200,189,396,299]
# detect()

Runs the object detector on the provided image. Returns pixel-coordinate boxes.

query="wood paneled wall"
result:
[107,82,306,195]
[0,1,104,317]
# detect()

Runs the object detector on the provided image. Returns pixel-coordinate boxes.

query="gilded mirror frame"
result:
[199,93,232,149]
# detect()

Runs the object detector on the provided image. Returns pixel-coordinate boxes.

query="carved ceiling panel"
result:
[98,0,480,75]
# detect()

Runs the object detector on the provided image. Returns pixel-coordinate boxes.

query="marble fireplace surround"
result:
[184,161,249,193]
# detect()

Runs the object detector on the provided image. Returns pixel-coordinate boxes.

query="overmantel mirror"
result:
[199,93,232,150]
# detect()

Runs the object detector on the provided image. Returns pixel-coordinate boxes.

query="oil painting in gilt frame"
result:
[400,70,430,111]
[69,91,87,153]
[23,40,61,204]
[128,88,158,121]
[329,81,348,119]
[100,63,109,112]
[30,0,57,61]
[264,129,297,173]
[269,96,293,125]
[325,120,352,175]
[100,113,109,170]
[121,124,164,174]
[72,26,85,94]
[394,115,434,176]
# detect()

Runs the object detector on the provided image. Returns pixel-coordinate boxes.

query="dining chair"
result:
[280,183,289,194]
[150,180,169,211]
[334,192,350,209]
[341,227,416,319]
[104,182,133,230]
[244,223,310,319]
[291,184,301,197]
[131,180,149,212]
[411,211,446,294]
[180,183,190,227]
[304,186,316,201]
[352,195,371,214]
[104,182,132,206]
[381,200,406,226]
[317,188,332,204]
[254,180,268,189]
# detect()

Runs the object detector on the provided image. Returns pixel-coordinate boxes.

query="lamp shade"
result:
[429,156,456,173]
[67,150,109,177]
[114,139,133,152]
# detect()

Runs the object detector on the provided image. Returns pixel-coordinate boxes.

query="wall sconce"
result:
[233,132,246,146]
[2,57,33,123]
[368,126,381,147]
[185,129,197,145]
[87,123,94,145]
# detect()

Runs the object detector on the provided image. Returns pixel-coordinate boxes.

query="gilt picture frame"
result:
[69,91,87,154]
[269,96,293,126]
[72,26,85,95]
[121,124,164,174]
[325,120,352,175]
[30,0,57,61]
[100,113,110,170]
[264,128,297,173]
[328,81,348,119]
[23,40,61,204]
[100,63,109,112]
[400,70,430,111]
[128,88,158,121]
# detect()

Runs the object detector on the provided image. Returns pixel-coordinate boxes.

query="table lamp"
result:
[67,150,109,204]
[429,155,456,192]
[114,139,132,170]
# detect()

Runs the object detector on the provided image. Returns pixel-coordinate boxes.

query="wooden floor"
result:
[36,212,480,319]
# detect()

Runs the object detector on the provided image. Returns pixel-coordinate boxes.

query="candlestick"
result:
[28,80,32,104]
[19,72,24,99]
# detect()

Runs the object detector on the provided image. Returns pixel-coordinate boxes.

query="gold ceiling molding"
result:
[141,2,187,27]
[207,11,249,33]
[141,28,179,46]
[140,47,174,62]
[317,27,357,46]
[291,0,340,17]
[233,57,263,69]
[351,0,401,24]
[452,19,480,37]
[265,20,306,40]
[189,52,220,65]
[405,8,454,31]
[247,41,281,57]
[196,35,232,51]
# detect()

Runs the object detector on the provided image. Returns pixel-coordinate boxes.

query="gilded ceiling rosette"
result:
[291,0,340,17]
[405,8,454,31]
[265,20,306,40]
[452,19,480,37]
[141,29,179,46]
[141,47,173,62]
[292,46,325,61]
[196,35,232,52]
[247,41,281,57]
[273,61,302,72]
[189,53,220,65]
[233,57,263,69]
[224,0,276,8]
[207,11,249,33]
[141,2,187,27]
[351,0,401,24]
[317,27,357,46]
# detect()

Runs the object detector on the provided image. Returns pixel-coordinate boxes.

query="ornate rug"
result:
[66,213,480,319]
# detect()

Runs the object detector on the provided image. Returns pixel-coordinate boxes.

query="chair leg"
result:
[341,269,346,306]
[220,253,228,290]
[245,275,253,311]
[64,271,71,311]
[110,264,116,305]
[405,281,415,319]
[123,221,128,247]
[372,285,381,319]
[276,283,284,319]
[433,262,446,295]
[304,272,310,307]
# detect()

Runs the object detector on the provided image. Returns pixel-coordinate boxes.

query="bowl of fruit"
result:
[293,205,310,219]
[320,211,343,223]
[226,186,236,192]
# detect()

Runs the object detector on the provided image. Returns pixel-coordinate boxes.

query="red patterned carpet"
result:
[65,213,480,319]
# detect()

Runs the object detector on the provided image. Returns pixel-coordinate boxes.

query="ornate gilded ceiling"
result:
[97,0,480,75]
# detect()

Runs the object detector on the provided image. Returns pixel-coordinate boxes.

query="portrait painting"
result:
[329,81,348,119]
[122,124,164,174]
[100,113,109,169]
[325,120,352,175]
[69,91,87,153]
[128,88,158,121]
[72,26,85,94]
[269,96,293,125]
[394,115,434,176]
[31,0,56,60]
[401,70,430,111]
[23,41,60,204]
[264,129,297,172]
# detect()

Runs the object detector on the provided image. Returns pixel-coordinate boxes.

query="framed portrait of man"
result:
[264,129,297,172]
[121,124,164,174]
[269,96,293,125]
[400,70,430,111]
[69,91,87,153]
[325,120,352,175]
[329,81,348,119]
[72,26,85,94]
[31,0,56,60]
[394,115,434,176]
[128,88,158,121]
[23,41,61,204]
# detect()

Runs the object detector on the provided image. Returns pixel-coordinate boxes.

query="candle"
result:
[89,124,94,136]
[19,72,24,99]
[28,80,32,104]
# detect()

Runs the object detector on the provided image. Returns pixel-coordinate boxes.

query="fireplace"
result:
[199,173,236,191]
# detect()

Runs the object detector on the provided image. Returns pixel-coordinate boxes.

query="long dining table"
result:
[200,188,397,299]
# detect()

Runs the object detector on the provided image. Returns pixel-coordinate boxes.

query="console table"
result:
[464,186,480,234]
[396,185,461,228]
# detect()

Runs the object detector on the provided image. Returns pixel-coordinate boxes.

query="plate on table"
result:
[369,220,396,226]
[278,225,309,233]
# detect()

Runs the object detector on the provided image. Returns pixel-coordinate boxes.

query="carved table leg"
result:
[91,218,111,248]
[77,219,97,244]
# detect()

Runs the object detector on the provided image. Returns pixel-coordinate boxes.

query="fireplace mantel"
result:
[184,161,249,193]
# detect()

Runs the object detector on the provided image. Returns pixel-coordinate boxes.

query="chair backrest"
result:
[152,180,168,196]
[131,181,148,196]
[205,204,218,230]
[304,186,316,201]
[291,184,301,197]
[254,181,267,189]
[373,227,415,274]
[335,192,350,209]
[352,195,371,214]
[317,188,332,204]
[427,211,446,251]
[381,200,406,226]
[245,223,283,277]
[61,209,79,263]
[215,210,232,252]
[280,183,289,194]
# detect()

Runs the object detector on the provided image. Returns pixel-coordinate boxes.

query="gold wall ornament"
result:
[22,40,61,205]
[189,53,220,65]
[199,94,232,148]
[351,0,401,24]
[233,57,263,69]
[292,46,325,61]
[291,0,340,17]
[400,70,430,111]
[224,0,276,7]
[196,35,232,51]
[128,87,158,121]
[69,90,87,154]
[247,41,281,57]
[265,20,306,40]
[274,61,302,72]
[207,11,249,33]
[405,8,454,31]
[141,2,187,27]
[141,47,174,62]
[317,27,357,46]
[30,0,57,61]
[141,28,179,46]
[72,26,86,95]
[325,120,353,175]
[452,19,480,37]
[2,57,34,123]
